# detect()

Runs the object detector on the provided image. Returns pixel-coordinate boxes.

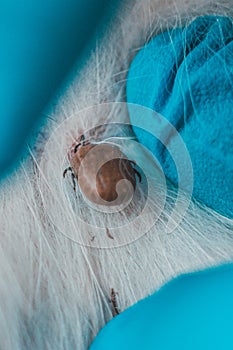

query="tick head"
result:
[69,142,95,174]
[74,142,81,154]
[73,134,90,153]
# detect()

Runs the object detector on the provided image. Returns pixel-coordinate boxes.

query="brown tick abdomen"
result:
[95,158,136,202]
[69,143,136,205]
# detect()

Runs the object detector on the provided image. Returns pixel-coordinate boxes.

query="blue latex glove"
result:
[126,16,233,218]
[0,0,118,177]
[90,264,233,350]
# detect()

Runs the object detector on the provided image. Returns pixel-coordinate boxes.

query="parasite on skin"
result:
[63,134,142,206]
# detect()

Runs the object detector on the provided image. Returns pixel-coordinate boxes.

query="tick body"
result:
[63,134,141,206]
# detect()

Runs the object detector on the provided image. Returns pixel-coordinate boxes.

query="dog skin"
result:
[0,1,233,349]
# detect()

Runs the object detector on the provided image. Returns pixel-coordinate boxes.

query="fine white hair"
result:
[1,1,233,349]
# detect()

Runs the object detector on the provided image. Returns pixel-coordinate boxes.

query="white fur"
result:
[1,1,233,349]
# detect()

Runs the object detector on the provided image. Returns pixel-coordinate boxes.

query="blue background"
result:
[0,0,118,177]
[90,264,233,350]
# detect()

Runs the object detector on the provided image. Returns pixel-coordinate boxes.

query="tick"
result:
[63,134,141,205]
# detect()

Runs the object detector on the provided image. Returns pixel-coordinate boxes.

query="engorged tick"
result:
[63,134,141,239]
[63,133,142,206]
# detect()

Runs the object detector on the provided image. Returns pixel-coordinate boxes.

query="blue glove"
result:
[0,0,118,177]
[90,264,233,350]
[126,16,233,218]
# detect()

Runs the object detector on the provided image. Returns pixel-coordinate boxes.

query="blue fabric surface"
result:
[0,0,118,177]
[127,16,233,218]
[90,264,233,350]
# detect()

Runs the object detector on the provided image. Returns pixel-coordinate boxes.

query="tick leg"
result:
[74,143,81,153]
[74,134,86,153]
[63,167,73,178]
[63,167,77,193]
[80,133,91,146]
[134,168,142,183]
[71,173,77,192]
